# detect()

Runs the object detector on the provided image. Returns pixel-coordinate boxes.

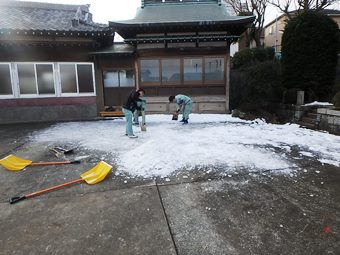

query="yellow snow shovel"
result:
[0,154,81,171]
[9,161,112,204]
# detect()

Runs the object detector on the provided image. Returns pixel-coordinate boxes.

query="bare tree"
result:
[270,0,338,19]
[223,0,269,48]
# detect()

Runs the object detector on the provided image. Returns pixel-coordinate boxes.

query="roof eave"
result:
[109,16,255,28]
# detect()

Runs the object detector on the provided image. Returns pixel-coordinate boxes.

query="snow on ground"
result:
[31,114,340,178]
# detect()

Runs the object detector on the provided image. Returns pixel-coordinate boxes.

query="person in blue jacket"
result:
[122,88,145,138]
[169,94,193,124]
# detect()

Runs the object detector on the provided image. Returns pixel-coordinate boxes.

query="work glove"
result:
[176,109,180,113]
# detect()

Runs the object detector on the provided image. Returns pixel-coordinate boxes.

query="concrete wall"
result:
[317,108,340,135]
[0,105,97,124]
[144,96,227,114]
[0,97,98,124]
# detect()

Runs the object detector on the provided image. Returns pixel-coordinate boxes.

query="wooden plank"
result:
[100,111,124,117]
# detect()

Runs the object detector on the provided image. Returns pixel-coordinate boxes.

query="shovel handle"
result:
[9,196,26,204]
[10,178,83,204]
[30,160,81,166]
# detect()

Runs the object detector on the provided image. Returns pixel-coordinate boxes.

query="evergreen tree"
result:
[281,11,339,101]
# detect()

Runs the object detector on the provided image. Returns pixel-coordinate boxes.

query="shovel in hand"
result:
[9,161,112,204]
[140,110,146,132]
[172,112,179,120]
[0,154,81,171]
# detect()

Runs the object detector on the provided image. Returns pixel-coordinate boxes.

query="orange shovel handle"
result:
[30,160,80,166]
[10,178,83,204]
[26,178,83,198]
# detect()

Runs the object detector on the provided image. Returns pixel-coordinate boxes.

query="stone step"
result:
[301,116,316,124]
[297,121,315,129]
[306,112,317,118]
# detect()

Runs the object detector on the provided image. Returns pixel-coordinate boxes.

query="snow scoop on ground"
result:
[49,148,63,158]
[140,110,146,131]
[9,161,112,204]
[54,146,74,154]
[172,112,179,120]
[0,154,81,171]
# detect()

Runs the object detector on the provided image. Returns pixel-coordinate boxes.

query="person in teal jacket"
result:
[133,98,147,126]
[169,94,193,124]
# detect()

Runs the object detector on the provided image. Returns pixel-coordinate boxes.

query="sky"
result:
[31,114,340,179]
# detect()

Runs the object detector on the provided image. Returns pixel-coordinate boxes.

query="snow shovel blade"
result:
[140,124,147,131]
[0,154,32,171]
[172,113,178,120]
[54,147,74,154]
[0,154,81,171]
[140,110,146,131]
[80,161,113,184]
[9,161,113,204]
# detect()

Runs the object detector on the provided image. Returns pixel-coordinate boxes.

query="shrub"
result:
[232,47,276,69]
[232,48,253,69]
[332,91,340,108]
[230,61,283,110]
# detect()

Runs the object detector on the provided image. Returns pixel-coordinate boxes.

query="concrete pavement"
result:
[0,121,339,255]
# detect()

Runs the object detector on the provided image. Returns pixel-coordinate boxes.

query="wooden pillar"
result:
[134,57,139,89]
[93,56,105,113]
[225,46,230,113]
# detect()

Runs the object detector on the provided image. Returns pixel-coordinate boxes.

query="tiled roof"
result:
[111,3,253,24]
[110,2,254,38]
[143,0,220,6]
[0,0,110,32]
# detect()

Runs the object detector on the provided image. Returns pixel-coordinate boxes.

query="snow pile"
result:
[31,114,340,178]
[303,101,333,107]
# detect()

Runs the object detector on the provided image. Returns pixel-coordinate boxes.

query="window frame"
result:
[102,69,136,88]
[58,62,96,97]
[0,62,96,99]
[183,57,203,85]
[139,55,226,87]
[16,62,56,98]
[160,58,182,86]
[203,56,226,84]
[140,59,161,85]
[0,62,15,99]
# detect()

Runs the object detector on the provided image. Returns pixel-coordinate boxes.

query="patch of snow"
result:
[31,114,340,178]
[303,101,333,107]
[299,151,313,157]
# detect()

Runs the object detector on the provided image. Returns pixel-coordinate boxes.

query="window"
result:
[59,63,95,94]
[103,71,119,88]
[77,64,94,93]
[120,70,135,87]
[103,70,135,88]
[141,60,160,82]
[0,62,95,98]
[60,64,77,93]
[36,64,55,94]
[17,63,55,95]
[205,57,224,81]
[184,58,202,82]
[161,59,180,83]
[0,63,13,96]
[139,56,225,86]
